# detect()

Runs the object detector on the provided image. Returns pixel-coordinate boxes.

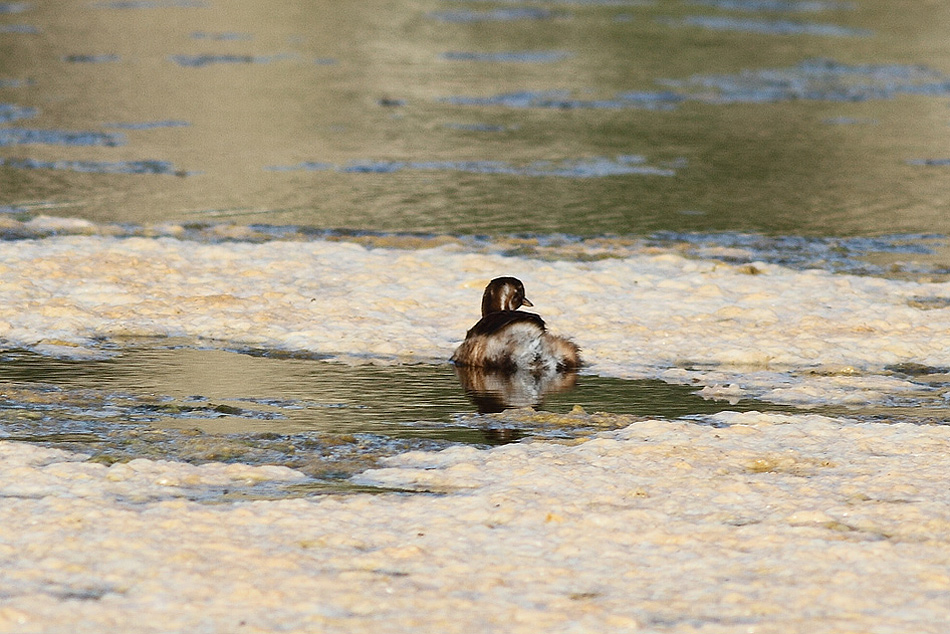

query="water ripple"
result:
[91,0,209,8]
[0,158,182,174]
[661,15,871,36]
[0,2,31,13]
[439,60,950,111]
[0,128,125,147]
[660,59,950,103]
[441,89,683,110]
[267,156,677,177]
[190,31,251,40]
[429,8,557,22]
[62,54,120,63]
[170,54,292,67]
[0,24,38,33]
[0,104,37,124]
[103,120,191,130]
[686,0,854,12]
[447,0,650,5]
[441,51,573,63]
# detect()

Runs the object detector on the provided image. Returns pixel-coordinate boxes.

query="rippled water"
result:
[0,344,791,480]
[0,0,948,236]
[2,0,950,475]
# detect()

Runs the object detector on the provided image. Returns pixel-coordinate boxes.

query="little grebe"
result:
[451,277,581,372]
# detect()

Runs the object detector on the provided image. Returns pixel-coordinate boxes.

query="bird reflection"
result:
[454,365,578,414]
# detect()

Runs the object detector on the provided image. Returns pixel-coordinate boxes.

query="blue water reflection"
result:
[267,156,678,177]
[0,129,125,147]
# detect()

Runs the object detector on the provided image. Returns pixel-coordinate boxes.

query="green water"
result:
[1,0,948,236]
[0,346,783,478]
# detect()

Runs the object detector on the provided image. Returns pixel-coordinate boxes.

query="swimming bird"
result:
[451,276,581,372]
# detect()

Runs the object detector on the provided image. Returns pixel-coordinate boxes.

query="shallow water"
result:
[1,222,948,481]
[0,344,787,482]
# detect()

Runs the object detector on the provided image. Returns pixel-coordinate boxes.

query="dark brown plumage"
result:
[451,277,580,372]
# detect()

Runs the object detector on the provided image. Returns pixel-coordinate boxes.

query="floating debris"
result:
[647,231,945,276]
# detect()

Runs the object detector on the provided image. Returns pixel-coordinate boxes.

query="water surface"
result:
[2,0,950,475]
[0,344,791,479]
[0,0,948,236]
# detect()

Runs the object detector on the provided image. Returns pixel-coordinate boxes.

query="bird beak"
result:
[522,297,534,307]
